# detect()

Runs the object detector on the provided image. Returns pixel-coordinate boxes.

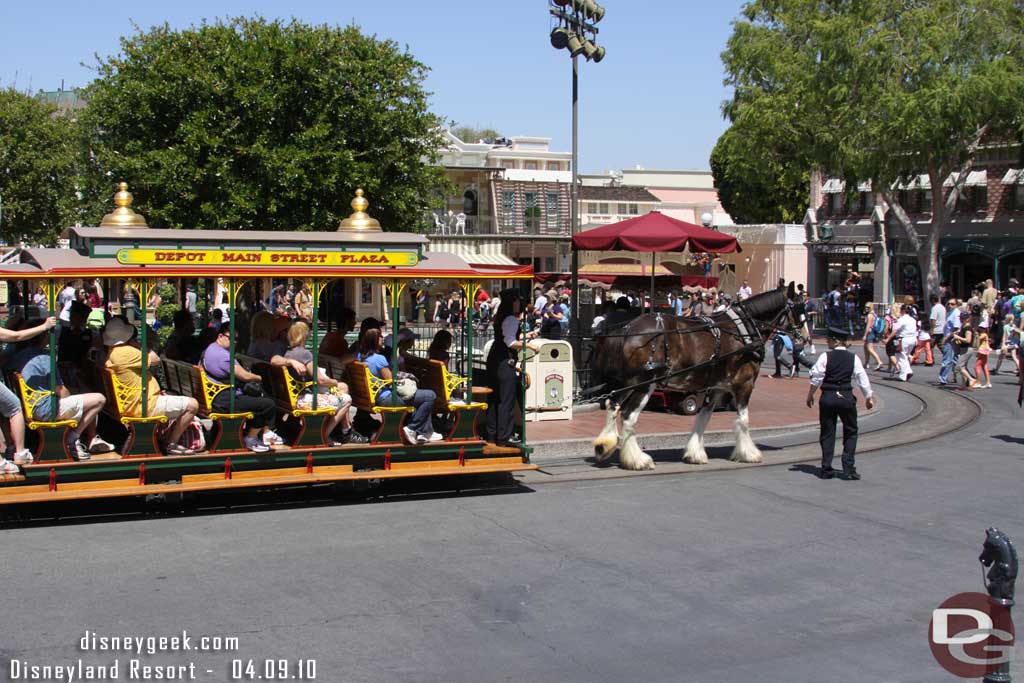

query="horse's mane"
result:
[734,289,787,322]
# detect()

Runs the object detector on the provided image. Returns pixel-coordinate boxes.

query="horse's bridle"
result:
[762,301,810,346]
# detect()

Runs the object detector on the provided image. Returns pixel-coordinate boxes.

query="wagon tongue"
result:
[578,383,608,398]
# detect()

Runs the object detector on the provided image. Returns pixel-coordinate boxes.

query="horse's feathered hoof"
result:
[620,436,655,471]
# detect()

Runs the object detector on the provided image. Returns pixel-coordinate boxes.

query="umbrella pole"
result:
[650,251,656,312]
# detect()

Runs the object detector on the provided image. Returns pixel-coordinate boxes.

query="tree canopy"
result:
[710,124,808,225]
[721,0,1024,294]
[0,88,78,245]
[451,125,503,144]
[77,17,448,232]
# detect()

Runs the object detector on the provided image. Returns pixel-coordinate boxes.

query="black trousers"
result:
[212,393,276,430]
[772,338,793,375]
[819,390,858,472]
[486,360,519,443]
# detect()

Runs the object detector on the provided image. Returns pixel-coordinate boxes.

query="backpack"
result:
[872,315,885,335]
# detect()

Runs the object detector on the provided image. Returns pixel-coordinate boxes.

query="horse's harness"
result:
[585,303,805,405]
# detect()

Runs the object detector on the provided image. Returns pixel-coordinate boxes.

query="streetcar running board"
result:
[0,458,537,505]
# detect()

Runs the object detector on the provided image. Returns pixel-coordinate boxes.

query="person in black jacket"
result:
[806,327,876,480]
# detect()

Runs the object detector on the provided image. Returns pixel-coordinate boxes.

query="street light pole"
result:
[569,54,580,356]
[549,0,605,363]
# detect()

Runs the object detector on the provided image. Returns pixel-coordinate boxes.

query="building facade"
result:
[808,142,1024,302]
[433,131,573,275]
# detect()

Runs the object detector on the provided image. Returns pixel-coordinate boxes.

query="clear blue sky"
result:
[0,1,746,174]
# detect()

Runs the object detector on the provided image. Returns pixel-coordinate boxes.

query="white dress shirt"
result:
[809,346,874,399]
[501,315,519,346]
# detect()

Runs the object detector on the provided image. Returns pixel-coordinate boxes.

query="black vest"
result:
[822,349,855,391]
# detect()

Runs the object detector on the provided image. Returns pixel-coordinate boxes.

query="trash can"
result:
[529,339,573,422]
[481,339,573,422]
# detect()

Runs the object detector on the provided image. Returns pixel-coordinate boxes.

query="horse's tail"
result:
[591,328,628,392]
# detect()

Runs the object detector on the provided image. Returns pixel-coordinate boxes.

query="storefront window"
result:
[830,193,843,213]
[974,186,988,211]
[895,259,922,299]
[863,192,875,212]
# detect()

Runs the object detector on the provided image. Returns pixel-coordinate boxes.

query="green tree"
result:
[451,125,502,144]
[710,124,808,224]
[721,0,1024,295]
[0,88,78,245]
[77,17,448,232]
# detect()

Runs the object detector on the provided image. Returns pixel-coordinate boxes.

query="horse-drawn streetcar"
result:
[0,186,537,509]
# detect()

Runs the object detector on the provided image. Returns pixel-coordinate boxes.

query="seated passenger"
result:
[382,327,420,371]
[57,301,98,393]
[163,310,203,364]
[103,318,199,456]
[11,324,113,461]
[427,329,452,364]
[284,322,362,445]
[246,311,287,362]
[202,327,282,452]
[0,316,59,469]
[319,307,356,358]
[357,328,440,444]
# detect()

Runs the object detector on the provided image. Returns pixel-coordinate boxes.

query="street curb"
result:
[528,396,889,462]
[518,380,978,485]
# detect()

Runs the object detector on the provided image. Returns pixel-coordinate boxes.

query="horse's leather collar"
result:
[726,307,757,345]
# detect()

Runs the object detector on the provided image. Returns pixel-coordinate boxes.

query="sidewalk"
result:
[528,370,862,447]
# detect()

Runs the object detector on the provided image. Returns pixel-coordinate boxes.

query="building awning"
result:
[944,170,988,187]
[856,181,872,192]
[822,178,846,193]
[425,240,518,268]
[893,174,931,190]
[1002,169,1024,185]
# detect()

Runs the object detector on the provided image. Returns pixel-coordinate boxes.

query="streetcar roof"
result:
[63,225,429,246]
[2,246,532,280]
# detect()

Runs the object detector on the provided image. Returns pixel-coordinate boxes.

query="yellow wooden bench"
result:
[348,361,413,444]
[403,356,488,440]
[12,372,79,462]
[162,358,254,451]
[102,368,168,457]
[267,365,335,447]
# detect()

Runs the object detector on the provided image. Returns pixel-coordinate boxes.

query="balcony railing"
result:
[427,213,569,236]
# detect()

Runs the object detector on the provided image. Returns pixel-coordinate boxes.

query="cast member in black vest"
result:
[486,290,541,447]
[806,326,875,480]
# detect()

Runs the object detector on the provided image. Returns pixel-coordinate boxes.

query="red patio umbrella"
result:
[572,211,740,303]
[572,211,741,253]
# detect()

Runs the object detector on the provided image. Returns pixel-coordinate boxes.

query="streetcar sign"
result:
[116,248,419,267]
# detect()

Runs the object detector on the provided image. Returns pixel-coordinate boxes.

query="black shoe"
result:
[819,468,836,479]
[843,469,861,481]
[769,373,782,378]
[496,437,522,448]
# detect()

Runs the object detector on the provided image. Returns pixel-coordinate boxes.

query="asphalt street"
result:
[1,361,1021,683]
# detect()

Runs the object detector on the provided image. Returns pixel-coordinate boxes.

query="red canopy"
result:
[572,211,741,253]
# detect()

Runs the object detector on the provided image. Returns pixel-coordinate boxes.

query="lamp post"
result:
[549,0,605,361]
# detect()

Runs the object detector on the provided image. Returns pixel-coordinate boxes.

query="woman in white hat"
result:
[104,318,200,455]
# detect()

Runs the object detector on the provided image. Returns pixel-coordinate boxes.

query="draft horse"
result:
[591,289,806,470]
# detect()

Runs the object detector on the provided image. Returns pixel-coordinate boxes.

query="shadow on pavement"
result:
[788,464,821,477]
[0,473,534,528]
[991,434,1024,445]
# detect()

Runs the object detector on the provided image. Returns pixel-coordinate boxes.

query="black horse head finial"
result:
[980,528,1018,602]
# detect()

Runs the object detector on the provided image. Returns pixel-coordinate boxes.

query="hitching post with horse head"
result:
[591,289,807,470]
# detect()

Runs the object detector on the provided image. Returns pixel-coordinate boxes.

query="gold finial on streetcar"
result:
[337,188,382,232]
[99,182,149,228]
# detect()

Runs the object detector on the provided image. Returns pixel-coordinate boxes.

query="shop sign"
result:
[811,243,872,255]
[116,248,419,267]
